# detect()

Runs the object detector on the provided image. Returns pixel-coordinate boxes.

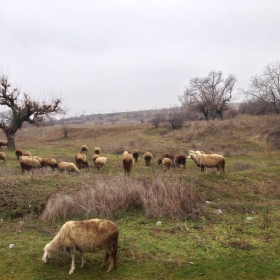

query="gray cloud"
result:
[1,0,280,117]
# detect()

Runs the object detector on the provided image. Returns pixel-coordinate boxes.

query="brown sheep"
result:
[80,144,88,154]
[92,154,100,168]
[157,153,174,166]
[95,157,108,170]
[42,219,119,274]
[75,153,89,169]
[123,151,134,176]
[194,151,225,175]
[41,158,59,171]
[175,155,186,169]
[132,150,139,162]
[162,157,172,170]
[58,162,79,174]
[20,157,41,173]
[143,151,153,166]
[94,147,101,155]
[0,152,7,162]
[15,149,23,159]
[0,140,7,148]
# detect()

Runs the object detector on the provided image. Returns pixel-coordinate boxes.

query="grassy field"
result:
[0,114,280,279]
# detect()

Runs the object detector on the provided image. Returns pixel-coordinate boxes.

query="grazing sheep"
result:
[58,162,79,174]
[188,150,205,173]
[132,150,139,162]
[95,156,108,170]
[42,219,119,275]
[162,157,172,170]
[23,151,32,156]
[15,149,23,159]
[175,155,186,169]
[123,151,134,176]
[143,151,153,166]
[80,144,88,154]
[20,157,41,173]
[94,147,101,155]
[194,151,225,175]
[41,158,59,171]
[75,153,89,169]
[157,153,175,166]
[0,152,7,162]
[0,140,7,148]
[92,154,100,168]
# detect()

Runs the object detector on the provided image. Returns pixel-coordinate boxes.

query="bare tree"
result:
[180,71,236,120]
[242,61,280,114]
[168,107,184,129]
[0,74,65,150]
[150,112,164,129]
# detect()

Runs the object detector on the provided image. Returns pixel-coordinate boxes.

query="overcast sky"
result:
[1,0,280,117]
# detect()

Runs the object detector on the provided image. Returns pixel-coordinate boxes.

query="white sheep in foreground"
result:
[188,150,205,173]
[95,156,108,170]
[42,219,119,275]
[123,151,134,176]
[194,151,225,175]
[58,162,79,174]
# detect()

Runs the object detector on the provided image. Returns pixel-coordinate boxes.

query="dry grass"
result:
[41,173,204,221]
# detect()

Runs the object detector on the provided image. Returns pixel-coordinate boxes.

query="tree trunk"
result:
[4,131,16,150]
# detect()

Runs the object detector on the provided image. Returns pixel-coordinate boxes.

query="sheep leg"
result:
[80,251,86,268]
[107,255,115,272]
[101,252,110,269]
[69,250,76,275]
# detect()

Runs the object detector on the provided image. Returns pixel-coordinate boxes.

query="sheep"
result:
[157,153,175,166]
[123,151,134,176]
[95,156,108,170]
[23,151,32,156]
[41,158,59,171]
[75,153,89,169]
[42,218,119,275]
[15,149,23,159]
[132,150,139,162]
[0,140,7,148]
[0,152,7,162]
[20,157,41,173]
[94,147,101,155]
[162,157,172,170]
[175,155,186,169]
[187,150,205,173]
[80,144,88,154]
[143,151,153,166]
[92,154,100,168]
[58,162,79,174]
[194,151,225,175]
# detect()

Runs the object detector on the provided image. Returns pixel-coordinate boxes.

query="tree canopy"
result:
[0,73,65,150]
[180,71,236,120]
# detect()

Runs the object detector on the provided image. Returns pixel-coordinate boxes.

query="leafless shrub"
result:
[41,174,205,222]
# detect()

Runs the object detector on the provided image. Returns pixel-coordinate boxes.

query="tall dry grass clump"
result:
[41,174,205,221]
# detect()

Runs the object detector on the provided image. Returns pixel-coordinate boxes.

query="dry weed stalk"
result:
[41,174,204,222]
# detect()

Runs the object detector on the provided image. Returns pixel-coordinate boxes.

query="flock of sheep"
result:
[0,143,226,175]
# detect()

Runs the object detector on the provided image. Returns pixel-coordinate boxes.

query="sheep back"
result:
[94,147,101,155]
[75,153,89,169]
[162,157,172,170]
[80,144,88,153]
